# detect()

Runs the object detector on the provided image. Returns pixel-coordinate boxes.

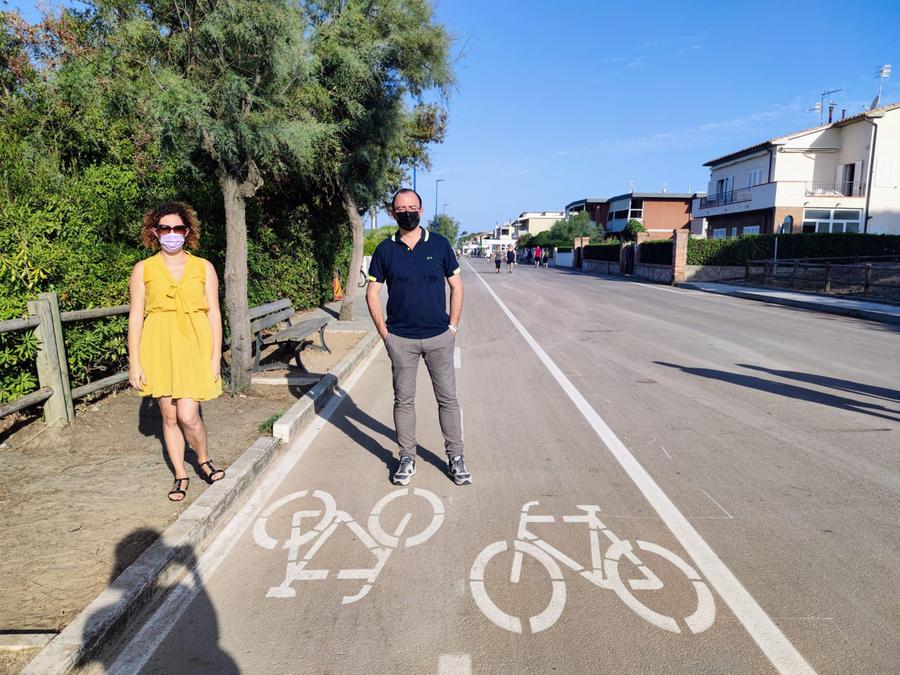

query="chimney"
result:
[841,108,846,120]
[828,103,835,123]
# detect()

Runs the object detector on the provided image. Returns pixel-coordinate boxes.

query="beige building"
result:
[510,211,564,239]
[693,102,900,237]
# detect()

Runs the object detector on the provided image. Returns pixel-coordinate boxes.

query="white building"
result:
[692,102,900,237]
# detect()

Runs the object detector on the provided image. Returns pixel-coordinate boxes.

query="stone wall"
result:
[582,259,621,275]
[634,263,673,283]
[683,265,746,282]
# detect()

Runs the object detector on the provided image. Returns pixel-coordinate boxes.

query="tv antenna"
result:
[872,64,891,109]
[627,180,636,193]
[813,89,841,124]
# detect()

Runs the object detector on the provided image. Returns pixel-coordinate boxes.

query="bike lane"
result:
[117,264,781,674]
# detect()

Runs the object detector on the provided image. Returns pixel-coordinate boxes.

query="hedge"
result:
[639,240,672,265]
[687,233,900,266]
[583,243,621,262]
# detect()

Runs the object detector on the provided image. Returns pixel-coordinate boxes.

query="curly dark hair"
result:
[141,201,201,251]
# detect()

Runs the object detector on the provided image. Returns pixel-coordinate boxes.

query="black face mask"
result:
[395,211,420,231]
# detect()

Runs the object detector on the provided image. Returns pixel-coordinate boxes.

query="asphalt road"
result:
[100,261,899,674]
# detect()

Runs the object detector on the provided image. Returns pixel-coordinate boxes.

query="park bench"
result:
[249,298,331,373]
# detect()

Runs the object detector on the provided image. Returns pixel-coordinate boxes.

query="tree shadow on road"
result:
[78,528,238,673]
[654,361,900,423]
[737,364,900,404]
[328,394,451,482]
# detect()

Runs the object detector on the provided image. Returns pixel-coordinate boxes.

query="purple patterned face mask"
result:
[159,233,185,253]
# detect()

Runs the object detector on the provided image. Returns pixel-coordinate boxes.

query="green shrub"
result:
[364,225,396,256]
[687,233,900,266]
[583,243,620,262]
[639,240,672,265]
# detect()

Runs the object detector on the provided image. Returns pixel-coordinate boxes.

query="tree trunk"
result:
[220,173,253,392]
[339,190,365,321]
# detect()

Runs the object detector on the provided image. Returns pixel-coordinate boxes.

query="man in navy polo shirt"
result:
[365,188,470,486]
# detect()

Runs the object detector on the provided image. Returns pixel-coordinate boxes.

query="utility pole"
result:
[434,178,445,228]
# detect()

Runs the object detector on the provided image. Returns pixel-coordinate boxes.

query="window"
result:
[712,228,726,239]
[730,227,737,237]
[747,169,764,187]
[801,208,862,234]
[743,226,760,235]
[629,198,643,220]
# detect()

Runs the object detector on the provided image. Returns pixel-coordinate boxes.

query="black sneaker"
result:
[392,456,416,485]
[448,455,471,485]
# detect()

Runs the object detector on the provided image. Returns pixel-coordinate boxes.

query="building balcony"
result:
[804,181,866,198]
[699,187,752,209]
[693,183,776,218]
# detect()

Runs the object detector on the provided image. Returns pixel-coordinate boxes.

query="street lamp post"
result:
[434,179,445,227]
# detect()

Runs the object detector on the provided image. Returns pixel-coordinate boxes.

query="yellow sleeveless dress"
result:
[139,253,222,401]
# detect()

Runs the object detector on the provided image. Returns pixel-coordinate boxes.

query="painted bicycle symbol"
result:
[470,501,715,634]
[254,488,444,604]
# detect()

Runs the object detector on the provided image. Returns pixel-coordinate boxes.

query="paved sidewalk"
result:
[677,281,900,325]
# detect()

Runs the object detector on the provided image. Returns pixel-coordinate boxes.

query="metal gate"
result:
[623,244,635,275]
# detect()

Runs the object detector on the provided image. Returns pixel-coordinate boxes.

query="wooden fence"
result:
[745,255,900,300]
[0,292,129,426]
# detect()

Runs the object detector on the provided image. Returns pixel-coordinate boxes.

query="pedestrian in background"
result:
[366,188,471,487]
[128,201,225,502]
[494,247,503,273]
[534,245,542,267]
[506,246,515,273]
[542,250,549,267]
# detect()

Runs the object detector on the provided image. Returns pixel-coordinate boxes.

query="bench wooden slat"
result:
[249,298,293,320]
[250,306,296,333]
[262,316,328,345]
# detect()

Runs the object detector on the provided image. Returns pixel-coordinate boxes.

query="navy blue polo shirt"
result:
[368,227,461,339]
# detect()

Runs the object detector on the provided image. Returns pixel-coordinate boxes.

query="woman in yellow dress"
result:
[127,201,224,501]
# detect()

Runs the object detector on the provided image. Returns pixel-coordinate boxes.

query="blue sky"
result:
[7,0,900,234]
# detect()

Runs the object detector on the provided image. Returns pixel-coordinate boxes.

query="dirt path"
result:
[0,329,363,673]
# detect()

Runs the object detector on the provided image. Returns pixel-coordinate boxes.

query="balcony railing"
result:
[804,181,866,198]
[699,187,752,209]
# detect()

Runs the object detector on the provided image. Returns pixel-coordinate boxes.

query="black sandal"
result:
[199,460,225,483]
[168,477,189,502]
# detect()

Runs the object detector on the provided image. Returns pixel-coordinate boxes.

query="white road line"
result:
[454,346,461,369]
[438,653,472,675]
[660,445,672,459]
[699,487,734,519]
[464,259,815,675]
[108,343,385,675]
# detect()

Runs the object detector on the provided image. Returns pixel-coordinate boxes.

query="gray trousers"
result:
[384,329,464,459]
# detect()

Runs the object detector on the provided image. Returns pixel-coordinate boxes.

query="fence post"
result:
[27,293,74,425]
[792,262,799,289]
[762,262,770,285]
[745,260,750,282]
[824,262,832,293]
[671,229,688,284]
[863,263,872,297]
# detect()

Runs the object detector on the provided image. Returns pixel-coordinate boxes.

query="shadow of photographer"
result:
[79,528,238,673]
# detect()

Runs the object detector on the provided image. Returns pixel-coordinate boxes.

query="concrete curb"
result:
[273,330,380,443]
[676,282,900,325]
[23,329,381,674]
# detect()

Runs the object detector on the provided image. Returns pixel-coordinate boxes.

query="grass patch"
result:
[259,412,284,435]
